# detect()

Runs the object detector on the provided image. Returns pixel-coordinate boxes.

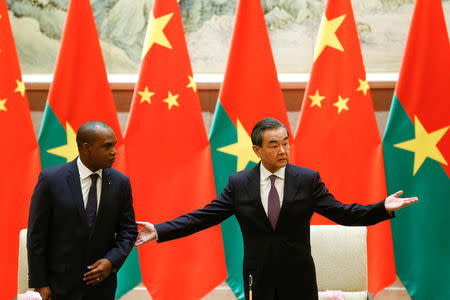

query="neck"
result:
[261,162,281,174]
[79,156,99,173]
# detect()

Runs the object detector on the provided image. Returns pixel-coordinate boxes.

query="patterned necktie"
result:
[268,175,281,229]
[86,173,99,234]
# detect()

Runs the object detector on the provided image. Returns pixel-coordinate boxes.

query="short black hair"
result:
[76,121,112,149]
[251,118,288,147]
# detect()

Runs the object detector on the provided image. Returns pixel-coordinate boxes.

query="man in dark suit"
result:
[135,118,417,300]
[27,121,138,300]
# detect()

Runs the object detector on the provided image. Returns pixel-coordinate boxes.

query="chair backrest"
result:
[18,228,29,294]
[311,225,368,292]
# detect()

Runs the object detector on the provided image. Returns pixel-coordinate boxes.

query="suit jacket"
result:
[155,163,393,300]
[27,159,138,300]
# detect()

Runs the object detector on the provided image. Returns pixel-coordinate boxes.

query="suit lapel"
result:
[247,163,273,232]
[67,159,88,229]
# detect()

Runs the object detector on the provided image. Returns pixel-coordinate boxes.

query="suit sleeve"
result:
[104,178,138,271]
[155,177,235,243]
[312,172,393,226]
[27,172,51,288]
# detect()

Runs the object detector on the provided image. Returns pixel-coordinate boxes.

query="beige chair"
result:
[18,229,30,296]
[311,225,371,300]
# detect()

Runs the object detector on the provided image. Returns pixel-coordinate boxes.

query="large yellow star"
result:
[313,14,346,62]
[142,13,174,58]
[0,99,7,112]
[394,116,449,175]
[309,90,325,108]
[333,95,349,114]
[163,91,179,110]
[138,86,155,104]
[47,122,79,162]
[15,80,26,97]
[356,78,370,96]
[186,75,197,92]
[217,119,260,171]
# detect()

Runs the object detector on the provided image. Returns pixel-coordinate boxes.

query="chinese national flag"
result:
[208,0,292,298]
[36,0,141,297]
[294,0,395,295]
[124,0,226,299]
[0,1,40,298]
[383,0,450,298]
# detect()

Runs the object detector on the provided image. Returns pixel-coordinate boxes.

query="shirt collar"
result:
[260,163,285,181]
[77,157,103,180]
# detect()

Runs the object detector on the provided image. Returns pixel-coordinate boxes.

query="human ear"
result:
[252,145,262,158]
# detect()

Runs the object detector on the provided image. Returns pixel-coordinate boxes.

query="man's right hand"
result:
[135,221,157,246]
[36,285,52,300]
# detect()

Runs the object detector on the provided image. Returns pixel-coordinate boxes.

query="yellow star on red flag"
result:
[356,78,370,96]
[309,90,325,108]
[313,14,346,61]
[186,75,197,92]
[333,95,349,114]
[0,99,7,112]
[14,80,26,97]
[163,91,180,110]
[142,13,174,58]
[138,86,155,104]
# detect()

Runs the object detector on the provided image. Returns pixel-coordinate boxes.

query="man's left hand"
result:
[385,190,418,213]
[83,258,113,285]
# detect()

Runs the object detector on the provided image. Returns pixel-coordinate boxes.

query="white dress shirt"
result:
[260,163,285,216]
[77,157,103,211]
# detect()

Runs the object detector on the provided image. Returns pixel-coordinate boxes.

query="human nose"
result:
[111,147,117,156]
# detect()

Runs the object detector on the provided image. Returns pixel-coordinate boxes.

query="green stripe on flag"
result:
[209,101,257,300]
[383,95,450,299]
[116,247,142,299]
[38,103,67,169]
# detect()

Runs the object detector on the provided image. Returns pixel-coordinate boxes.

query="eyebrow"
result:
[268,136,289,143]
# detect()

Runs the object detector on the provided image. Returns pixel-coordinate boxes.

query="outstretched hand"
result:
[135,221,157,246]
[385,190,418,213]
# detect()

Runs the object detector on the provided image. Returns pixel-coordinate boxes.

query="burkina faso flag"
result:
[209,0,292,298]
[382,0,450,299]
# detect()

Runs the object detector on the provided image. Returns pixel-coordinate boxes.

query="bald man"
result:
[27,121,137,300]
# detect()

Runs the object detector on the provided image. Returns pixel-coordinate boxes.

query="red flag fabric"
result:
[294,0,395,295]
[124,0,226,299]
[38,0,124,169]
[0,1,40,298]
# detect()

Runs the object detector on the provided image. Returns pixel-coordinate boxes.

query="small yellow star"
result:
[313,13,346,62]
[186,75,197,92]
[138,86,155,104]
[163,91,180,110]
[0,99,7,112]
[356,78,370,96]
[142,13,174,58]
[394,116,449,175]
[15,80,26,97]
[217,119,260,171]
[47,122,79,162]
[333,95,349,114]
[309,90,325,108]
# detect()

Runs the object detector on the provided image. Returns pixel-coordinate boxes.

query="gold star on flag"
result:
[309,90,325,108]
[313,14,346,62]
[138,86,155,104]
[15,80,26,97]
[356,78,370,96]
[0,99,7,112]
[217,119,260,171]
[163,91,179,110]
[47,122,79,162]
[333,95,349,114]
[186,75,197,92]
[394,116,449,175]
[142,13,174,58]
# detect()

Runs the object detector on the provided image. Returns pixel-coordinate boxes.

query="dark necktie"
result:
[268,175,281,229]
[86,174,99,234]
